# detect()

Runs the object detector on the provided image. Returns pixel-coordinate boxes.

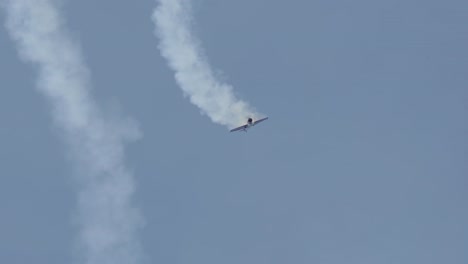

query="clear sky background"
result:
[1,0,467,263]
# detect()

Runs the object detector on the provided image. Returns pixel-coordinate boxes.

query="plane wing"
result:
[253,117,268,125]
[230,125,247,132]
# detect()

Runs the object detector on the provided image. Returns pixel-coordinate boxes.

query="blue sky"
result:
[1,0,467,263]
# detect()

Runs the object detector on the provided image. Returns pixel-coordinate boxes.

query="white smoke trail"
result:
[152,0,261,128]
[4,0,143,263]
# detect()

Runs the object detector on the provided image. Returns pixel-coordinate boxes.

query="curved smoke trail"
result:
[4,0,143,263]
[152,0,261,129]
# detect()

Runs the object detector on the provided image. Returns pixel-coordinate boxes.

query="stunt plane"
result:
[230,117,269,132]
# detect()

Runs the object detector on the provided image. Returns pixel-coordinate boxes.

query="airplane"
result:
[230,117,269,132]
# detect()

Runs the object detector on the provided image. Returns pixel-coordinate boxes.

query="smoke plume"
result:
[152,0,261,128]
[4,0,143,263]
